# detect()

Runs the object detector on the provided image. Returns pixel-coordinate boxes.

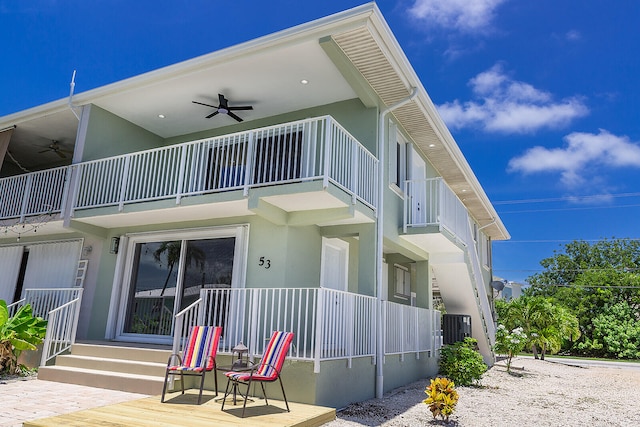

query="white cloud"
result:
[408,0,508,33]
[437,64,589,133]
[565,30,582,41]
[508,130,640,187]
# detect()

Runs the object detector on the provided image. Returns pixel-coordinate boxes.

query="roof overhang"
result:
[0,2,509,240]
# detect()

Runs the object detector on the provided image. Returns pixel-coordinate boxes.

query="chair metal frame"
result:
[161,325,222,404]
[221,331,294,417]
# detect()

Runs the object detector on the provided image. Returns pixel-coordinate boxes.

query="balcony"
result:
[402,177,469,252]
[0,116,377,229]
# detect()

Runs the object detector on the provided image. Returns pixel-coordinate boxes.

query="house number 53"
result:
[259,257,271,269]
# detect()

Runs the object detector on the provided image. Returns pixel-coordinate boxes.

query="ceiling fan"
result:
[38,141,72,159]
[192,93,253,122]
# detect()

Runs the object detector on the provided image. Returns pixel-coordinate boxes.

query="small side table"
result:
[216,363,254,405]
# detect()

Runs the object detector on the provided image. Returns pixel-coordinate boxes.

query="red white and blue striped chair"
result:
[221,331,294,417]
[161,325,222,404]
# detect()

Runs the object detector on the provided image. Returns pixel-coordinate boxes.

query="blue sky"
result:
[1,0,639,284]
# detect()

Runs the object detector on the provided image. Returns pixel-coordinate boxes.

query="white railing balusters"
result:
[2,116,378,223]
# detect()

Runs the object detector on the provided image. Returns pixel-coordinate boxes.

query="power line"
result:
[493,192,640,205]
[498,203,640,214]
[494,238,640,243]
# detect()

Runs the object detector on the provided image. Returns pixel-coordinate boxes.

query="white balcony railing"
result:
[0,166,70,222]
[72,116,377,213]
[171,287,440,374]
[404,177,495,346]
[403,177,468,240]
[0,117,377,223]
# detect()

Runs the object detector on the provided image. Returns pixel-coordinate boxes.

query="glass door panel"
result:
[123,240,181,335]
[180,237,236,311]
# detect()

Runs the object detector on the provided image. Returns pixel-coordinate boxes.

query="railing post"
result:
[244,132,255,197]
[59,166,73,219]
[322,117,332,189]
[19,174,33,222]
[70,289,83,347]
[351,141,358,205]
[314,288,324,373]
[175,145,187,205]
[118,156,131,212]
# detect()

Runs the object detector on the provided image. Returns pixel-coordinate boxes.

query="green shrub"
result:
[438,337,487,386]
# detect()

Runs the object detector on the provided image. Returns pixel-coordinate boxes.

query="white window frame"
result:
[389,122,408,195]
[106,225,249,343]
[394,264,410,299]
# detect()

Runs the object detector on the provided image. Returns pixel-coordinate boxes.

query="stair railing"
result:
[40,289,83,365]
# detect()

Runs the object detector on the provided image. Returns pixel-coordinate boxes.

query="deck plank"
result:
[23,391,335,427]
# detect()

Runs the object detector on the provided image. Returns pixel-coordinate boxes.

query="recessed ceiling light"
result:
[429,144,436,148]
[158,114,166,119]
[300,79,309,85]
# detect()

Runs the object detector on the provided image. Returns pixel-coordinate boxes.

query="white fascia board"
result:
[365,6,510,240]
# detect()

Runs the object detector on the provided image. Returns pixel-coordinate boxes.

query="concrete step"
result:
[54,354,167,377]
[70,343,172,364]
[37,365,166,395]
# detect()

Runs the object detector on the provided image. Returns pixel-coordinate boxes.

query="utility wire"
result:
[493,192,640,205]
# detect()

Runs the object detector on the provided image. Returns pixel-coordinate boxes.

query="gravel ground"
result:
[323,357,640,427]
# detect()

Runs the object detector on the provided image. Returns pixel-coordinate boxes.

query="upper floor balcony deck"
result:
[401,177,470,253]
[0,116,377,231]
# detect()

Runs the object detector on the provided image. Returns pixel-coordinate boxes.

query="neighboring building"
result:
[0,3,509,408]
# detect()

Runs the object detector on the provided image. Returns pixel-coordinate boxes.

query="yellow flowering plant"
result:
[423,377,459,422]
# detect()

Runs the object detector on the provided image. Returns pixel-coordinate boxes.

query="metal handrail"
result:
[40,291,83,365]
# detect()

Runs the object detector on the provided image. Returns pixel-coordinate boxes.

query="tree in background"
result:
[495,296,580,359]
[526,239,640,358]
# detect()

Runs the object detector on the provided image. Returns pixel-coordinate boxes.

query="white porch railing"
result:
[6,288,84,366]
[172,287,442,373]
[0,166,70,222]
[403,177,468,240]
[40,293,83,365]
[72,116,378,213]
[384,302,441,358]
[7,288,83,318]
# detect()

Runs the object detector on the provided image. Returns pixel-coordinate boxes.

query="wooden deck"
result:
[24,390,336,427]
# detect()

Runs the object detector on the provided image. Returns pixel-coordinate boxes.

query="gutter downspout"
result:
[375,87,418,399]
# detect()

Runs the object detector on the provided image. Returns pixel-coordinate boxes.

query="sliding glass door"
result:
[118,227,245,342]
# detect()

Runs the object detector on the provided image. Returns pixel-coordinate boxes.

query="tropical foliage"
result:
[494,325,527,372]
[424,377,459,422]
[0,300,48,375]
[438,337,487,386]
[495,296,580,360]
[525,239,640,358]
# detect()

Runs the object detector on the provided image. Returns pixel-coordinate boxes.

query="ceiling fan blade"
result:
[227,111,243,122]
[228,106,253,111]
[192,101,218,108]
[55,150,67,159]
[38,149,49,154]
[206,111,220,119]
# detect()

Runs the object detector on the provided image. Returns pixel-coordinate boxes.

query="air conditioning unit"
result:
[442,314,472,345]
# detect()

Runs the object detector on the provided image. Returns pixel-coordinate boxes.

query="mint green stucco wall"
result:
[84,213,376,340]
[82,105,163,161]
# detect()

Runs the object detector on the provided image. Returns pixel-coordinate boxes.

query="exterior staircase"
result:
[37,342,172,395]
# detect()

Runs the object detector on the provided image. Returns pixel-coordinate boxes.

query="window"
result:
[389,123,407,191]
[394,264,410,298]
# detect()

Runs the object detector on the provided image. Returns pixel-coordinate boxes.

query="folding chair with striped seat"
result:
[161,325,222,404]
[221,331,294,417]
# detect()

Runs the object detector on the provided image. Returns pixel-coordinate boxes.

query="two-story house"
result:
[0,3,509,408]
